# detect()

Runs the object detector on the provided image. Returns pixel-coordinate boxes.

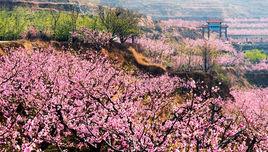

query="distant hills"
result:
[4,0,268,20]
[93,0,268,20]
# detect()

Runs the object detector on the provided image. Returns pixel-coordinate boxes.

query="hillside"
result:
[6,0,268,19]
[95,0,268,19]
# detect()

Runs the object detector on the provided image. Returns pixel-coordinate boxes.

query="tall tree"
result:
[98,6,141,43]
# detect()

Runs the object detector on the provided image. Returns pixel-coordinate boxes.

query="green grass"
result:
[0,7,104,41]
[244,49,268,63]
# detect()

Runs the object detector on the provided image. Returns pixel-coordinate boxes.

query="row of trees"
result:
[136,36,238,72]
[0,7,95,41]
[0,6,142,43]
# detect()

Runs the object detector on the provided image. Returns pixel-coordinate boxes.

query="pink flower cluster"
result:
[229,88,268,118]
[136,37,175,57]
[225,88,268,150]
[246,60,268,71]
[216,52,244,66]
[71,28,112,49]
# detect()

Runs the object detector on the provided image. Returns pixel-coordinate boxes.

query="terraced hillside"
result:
[7,1,268,19]
[96,0,268,19]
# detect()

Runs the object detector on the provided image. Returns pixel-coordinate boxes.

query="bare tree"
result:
[70,1,80,33]
[202,42,211,72]
[50,9,61,35]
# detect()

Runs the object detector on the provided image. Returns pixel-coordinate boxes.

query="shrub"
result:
[21,26,38,40]
[76,15,104,30]
[31,10,52,34]
[53,18,73,41]
[98,7,141,43]
[244,49,268,63]
[21,26,50,41]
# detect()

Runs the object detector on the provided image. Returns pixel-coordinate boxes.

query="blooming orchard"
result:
[228,29,268,36]
[183,38,236,53]
[246,60,268,71]
[160,19,202,30]
[0,48,267,151]
[136,37,175,57]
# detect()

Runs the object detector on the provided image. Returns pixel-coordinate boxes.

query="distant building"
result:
[201,19,228,39]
